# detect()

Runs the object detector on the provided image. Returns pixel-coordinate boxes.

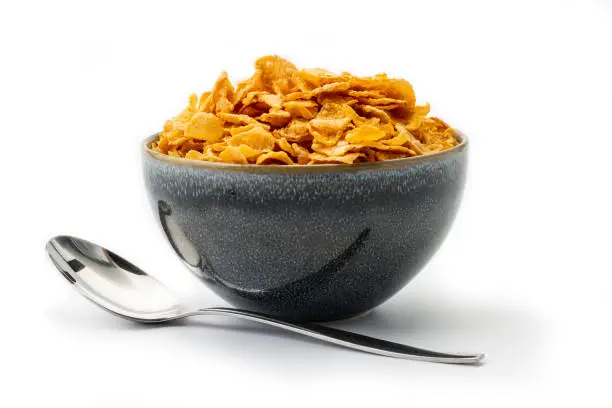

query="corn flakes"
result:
[152,55,458,165]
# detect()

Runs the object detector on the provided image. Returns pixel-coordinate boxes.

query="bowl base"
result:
[318,307,375,323]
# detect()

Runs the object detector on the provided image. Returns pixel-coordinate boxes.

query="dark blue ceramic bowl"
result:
[142,133,467,322]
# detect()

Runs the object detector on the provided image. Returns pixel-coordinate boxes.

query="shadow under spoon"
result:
[45,235,485,365]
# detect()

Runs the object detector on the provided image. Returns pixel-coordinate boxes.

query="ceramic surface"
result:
[142,134,467,322]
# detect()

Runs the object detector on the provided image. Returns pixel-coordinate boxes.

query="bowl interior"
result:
[142,131,467,173]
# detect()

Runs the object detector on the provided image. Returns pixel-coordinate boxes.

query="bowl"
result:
[142,133,467,322]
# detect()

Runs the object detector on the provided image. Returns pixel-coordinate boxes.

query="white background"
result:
[1,0,611,406]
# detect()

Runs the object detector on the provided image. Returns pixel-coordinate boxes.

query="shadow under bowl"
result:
[142,133,468,322]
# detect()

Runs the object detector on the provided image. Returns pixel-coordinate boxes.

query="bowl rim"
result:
[142,130,467,173]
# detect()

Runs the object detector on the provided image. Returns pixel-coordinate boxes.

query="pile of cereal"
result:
[151,55,458,165]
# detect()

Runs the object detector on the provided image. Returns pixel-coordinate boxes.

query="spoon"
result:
[46,235,485,364]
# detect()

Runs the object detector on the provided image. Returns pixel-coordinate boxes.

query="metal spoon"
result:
[46,235,485,364]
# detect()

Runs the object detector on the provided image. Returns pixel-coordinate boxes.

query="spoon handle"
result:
[192,307,484,364]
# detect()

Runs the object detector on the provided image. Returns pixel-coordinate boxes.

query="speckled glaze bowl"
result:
[142,133,467,322]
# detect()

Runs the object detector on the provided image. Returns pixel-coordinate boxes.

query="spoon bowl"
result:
[46,235,185,322]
